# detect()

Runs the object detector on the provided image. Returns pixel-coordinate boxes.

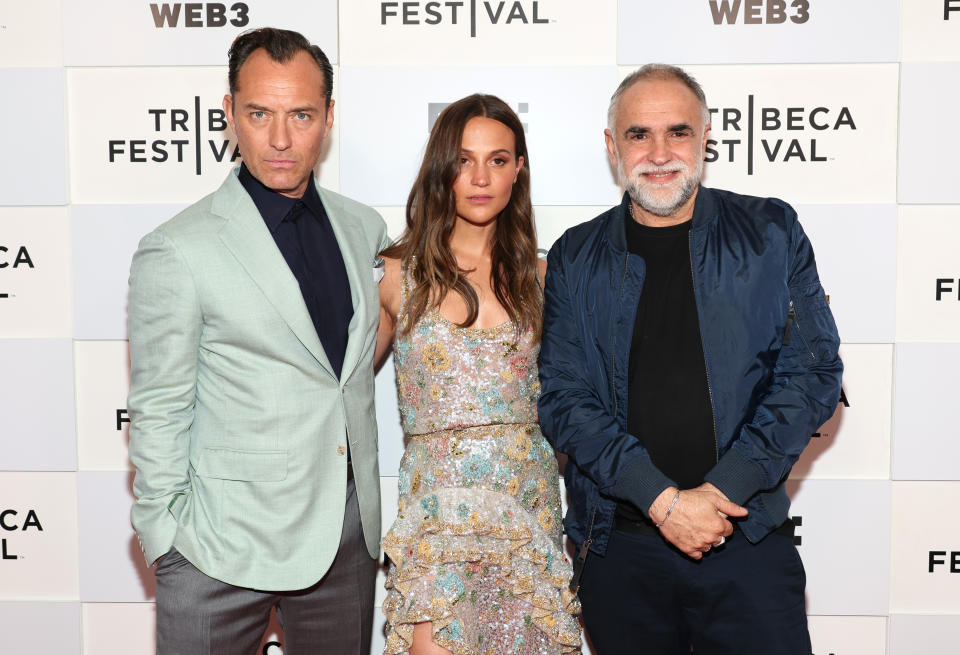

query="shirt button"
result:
[336,445,347,456]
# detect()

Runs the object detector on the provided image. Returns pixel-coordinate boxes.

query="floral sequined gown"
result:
[382,279,581,655]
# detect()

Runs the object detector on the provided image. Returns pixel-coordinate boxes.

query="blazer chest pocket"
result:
[194,448,288,482]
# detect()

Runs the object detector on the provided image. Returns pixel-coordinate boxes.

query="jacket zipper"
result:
[786,300,817,360]
[611,249,630,419]
[689,232,719,465]
[570,248,630,593]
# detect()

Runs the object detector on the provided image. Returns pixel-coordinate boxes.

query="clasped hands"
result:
[648,482,748,560]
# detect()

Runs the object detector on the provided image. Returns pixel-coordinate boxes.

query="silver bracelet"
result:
[655,490,681,528]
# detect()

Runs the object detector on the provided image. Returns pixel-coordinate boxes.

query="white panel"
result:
[892,343,960,481]
[617,64,900,204]
[798,204,897,344]
[62,0,338,65]
[890,482,960,613]
[807,615,887,655]
[0,339,77,471]
[0,208,72,338]
[619,0,899,64]
[791,344,892,480]
[371,605,387,655]
[75,341,133,472]
[78,472,155,601]
[67,66,340,204]
[785,479,891,615]
[899,63,960,203]
[901,0,960,62]
[895,206,960,343]
[889,614,960,654]
[82,602,156,655]
[0,1,63,67]
[376,353,406,477]
[0,68,68,205]
[376,476,401,610]
[341,0,616,65]
[71,204,186,340]
[339,66,622,206]
[534,206,612,256]
[0,473,80,600]
[0,602,81,654]
[374,206,408,243]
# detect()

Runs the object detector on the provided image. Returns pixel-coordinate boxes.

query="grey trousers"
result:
[155,479,377,655]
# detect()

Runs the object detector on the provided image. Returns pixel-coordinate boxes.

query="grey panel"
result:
[0,339,77,470]
[0,69,67,205]
[71,204,186,340]
[77,471,156,601]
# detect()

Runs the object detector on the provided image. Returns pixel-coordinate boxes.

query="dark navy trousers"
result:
[577,528,811,655]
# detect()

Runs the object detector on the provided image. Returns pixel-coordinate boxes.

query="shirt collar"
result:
[238,163,325,232]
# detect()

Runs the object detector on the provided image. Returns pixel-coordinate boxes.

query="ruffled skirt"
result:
[382,423,581,654]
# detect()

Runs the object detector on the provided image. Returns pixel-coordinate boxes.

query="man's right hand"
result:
[649,485,748,560]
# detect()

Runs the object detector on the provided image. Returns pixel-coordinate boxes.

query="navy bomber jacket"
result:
[538,186,843,556]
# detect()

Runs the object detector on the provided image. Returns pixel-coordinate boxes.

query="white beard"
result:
[618,150,704,218]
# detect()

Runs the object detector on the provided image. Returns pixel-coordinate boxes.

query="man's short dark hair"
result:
[227,27,333,106]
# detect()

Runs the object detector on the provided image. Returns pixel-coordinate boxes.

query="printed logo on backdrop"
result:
[380,1,552,37]
[0,245,34,300]
[108,100,239,175]
[117,409,130,432]
[790,515,803,546]
[936,279,960,301]
[427,101,529,131]
[708,0,810,25]
[705,98,856,175]
[947,1,960,20]
[1,509,43,560]
[262,643,282,654]
[928,550,960,573]
[149,2,251,28]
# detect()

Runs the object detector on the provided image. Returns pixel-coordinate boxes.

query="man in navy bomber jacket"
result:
[538,64,842,654]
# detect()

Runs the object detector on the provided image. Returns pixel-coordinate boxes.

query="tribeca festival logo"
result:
[946,1,960,20]
[1,509,43,561]
[928,550,960,573]
[708,0,810,25]
[108,98,239,175]
[790,515,803,546]
[0,244,35,301]
[705,97,856,175]
[150,2,250,28]
[935,278,960,301]
[380,1,551,37]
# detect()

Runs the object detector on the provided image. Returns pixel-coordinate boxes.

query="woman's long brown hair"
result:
[382,94,541,341]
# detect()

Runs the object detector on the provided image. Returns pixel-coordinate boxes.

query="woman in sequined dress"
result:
[374,94,581,655]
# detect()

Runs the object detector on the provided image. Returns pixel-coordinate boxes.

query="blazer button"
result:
[336,445,347,456]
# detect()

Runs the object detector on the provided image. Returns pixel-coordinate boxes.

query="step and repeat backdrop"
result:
[2,0,959,653]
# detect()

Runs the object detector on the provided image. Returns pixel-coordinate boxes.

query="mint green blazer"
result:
[128,169,391,591]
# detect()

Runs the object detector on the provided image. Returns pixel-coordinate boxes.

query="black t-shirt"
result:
[615,211,716,524]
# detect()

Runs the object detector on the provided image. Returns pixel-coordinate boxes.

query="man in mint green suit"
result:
[128,28,390,654]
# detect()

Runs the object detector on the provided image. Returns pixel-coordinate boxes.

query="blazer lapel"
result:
[214,171,337,379]
[319,185,372,386]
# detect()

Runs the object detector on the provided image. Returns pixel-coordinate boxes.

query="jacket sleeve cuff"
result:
[610,453,677,519]
[132,503,179,566]
[703,447,766,506]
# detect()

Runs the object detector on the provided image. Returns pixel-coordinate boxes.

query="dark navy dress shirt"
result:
[238,163,353,379]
